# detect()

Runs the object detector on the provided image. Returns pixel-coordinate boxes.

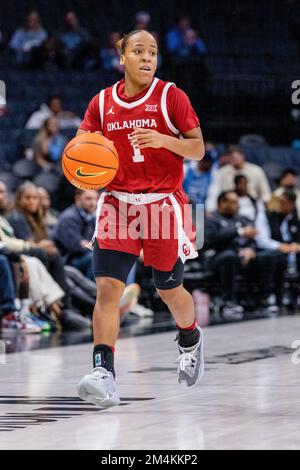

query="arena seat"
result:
[33,170,61,194]
[0,172,21,192]
[12,158,40,180]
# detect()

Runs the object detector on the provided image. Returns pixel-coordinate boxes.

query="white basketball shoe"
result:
[77,367,120,408]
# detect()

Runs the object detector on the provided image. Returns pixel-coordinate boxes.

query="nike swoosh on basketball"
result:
[76,167,107,178]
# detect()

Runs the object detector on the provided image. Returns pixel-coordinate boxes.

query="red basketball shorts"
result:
[94,187,198,272]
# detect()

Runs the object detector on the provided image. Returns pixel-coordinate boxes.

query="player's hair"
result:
[116,29,157,55]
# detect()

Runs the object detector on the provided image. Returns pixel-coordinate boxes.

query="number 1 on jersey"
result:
[128,134,145,163]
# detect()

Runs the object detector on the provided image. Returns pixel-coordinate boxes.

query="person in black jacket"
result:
[204,191,279,317]
[54,189,98,280]
[256,190,300,307]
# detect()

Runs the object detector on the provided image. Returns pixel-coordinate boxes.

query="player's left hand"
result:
[129,127,166,149]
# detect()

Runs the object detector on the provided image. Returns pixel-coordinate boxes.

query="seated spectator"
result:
[0,252,43,334]
[32,117,67,170]
[204,191,279,317]
[58,11,91,69]
[256,190,300,306]
[166,16,207,63]
[0,246,63,333]
[183,153,213,205]
[176,28,207,63]
[235,174,261,222]
[206,146,271,213]
[273,169,300,219]
[54,189,97,280]
[37,187,60,239]
[9,10,48,67]
[134,11,151,30]
[26,95,81,129]
[100,32,124,76]
[7,182,69,298]
[0,253,22,331]
[205,142,220,165]
[0,182,138,327]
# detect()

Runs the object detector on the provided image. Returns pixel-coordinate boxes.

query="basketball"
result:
[62,133,119,190]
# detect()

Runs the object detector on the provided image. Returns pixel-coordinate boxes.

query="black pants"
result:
[273,252,300,304]
[211,249,278,302]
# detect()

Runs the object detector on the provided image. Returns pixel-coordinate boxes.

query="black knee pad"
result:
[153,258,184,290]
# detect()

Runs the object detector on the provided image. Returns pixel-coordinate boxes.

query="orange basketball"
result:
[62,133,119,190]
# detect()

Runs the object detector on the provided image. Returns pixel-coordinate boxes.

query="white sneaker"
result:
[130,303,154,318]
[176,326,205,388]
[77,367,120,408]
[119,283,141,316]
[1,312,41,334]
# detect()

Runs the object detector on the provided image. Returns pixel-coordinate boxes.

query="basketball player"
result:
[77,30,205,408]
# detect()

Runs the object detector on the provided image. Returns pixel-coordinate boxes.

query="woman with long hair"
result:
[8,182,68,298]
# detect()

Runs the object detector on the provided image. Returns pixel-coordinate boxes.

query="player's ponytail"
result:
[116,38,124,55]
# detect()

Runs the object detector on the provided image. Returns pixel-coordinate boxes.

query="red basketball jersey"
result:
[80,77,200,193]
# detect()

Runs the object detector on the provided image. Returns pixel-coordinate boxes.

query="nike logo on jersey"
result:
[145,104,158,112]
[76,167,107,178]
[106,106,115,115]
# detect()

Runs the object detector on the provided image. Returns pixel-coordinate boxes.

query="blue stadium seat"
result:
[268,147,293,168]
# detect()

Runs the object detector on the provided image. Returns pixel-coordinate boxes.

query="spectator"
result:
[0,253,21,331]
[0,246,63,333]
[235,174,260,222]
[59,11,91,68]
[54,189,97,280]
[37,187,60,239]
[0,252,44,333]
[273,169,300,219]
[177,28,207,63]
[134,11,151,30]
[206,146,272,213]
[256,190,300,307]
[166,16,207,63]
[7,182,69,296]
[183,153,213,205]
[100,32,124,76]
[26,95,81,129]
[204,191,279,317]
[217,150,232,169]
[9,10,48,67]
[32,117,67,170]
[0,181,138,327]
